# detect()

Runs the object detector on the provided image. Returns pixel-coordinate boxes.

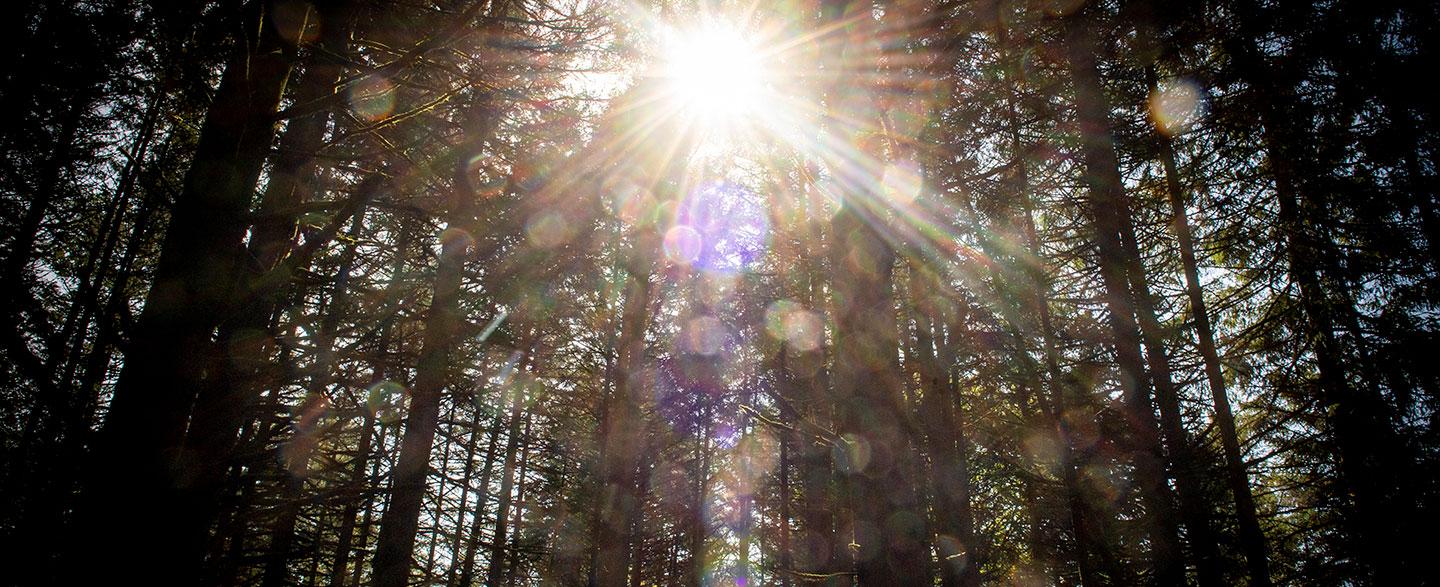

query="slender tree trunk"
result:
[506,414,534,586]
[426,408,466,581]
[690,404,713,587]
[11,79,169,586]
[351,418,390,586]
[332,218,415,587]
[1062,14,1186,585]
[455,410,505,587]
[444,404,486,586]
[371,213,471,587]
[909,268,981,587]
[793,276,837,584]
[1,88,85,396]
[486,374,532,586]
[1148,67,1273,586]
[992,20,1117,578]
[370,71,507,584]
[1223,1,1413,581]
[330,408,376,587]
[778,417,793,587]
[817,2,930,584]
[594,230,659,586]
[591,77,697,586]
[827,163,929,586]
[264,204,366,587]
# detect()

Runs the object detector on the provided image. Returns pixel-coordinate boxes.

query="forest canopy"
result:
[1,0,1437,586]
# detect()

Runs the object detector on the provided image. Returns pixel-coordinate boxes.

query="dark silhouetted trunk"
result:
[1062,13,1186,585]
[486,373,532,587]
[71,2,294,582]
[454,409,504,587]
[1148,68,1273,587]
[1223,0,1415,581]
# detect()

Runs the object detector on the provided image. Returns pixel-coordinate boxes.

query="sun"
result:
[662,23,765,129]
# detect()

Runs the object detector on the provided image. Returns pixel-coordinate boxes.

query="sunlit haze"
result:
[11,0,1425,585]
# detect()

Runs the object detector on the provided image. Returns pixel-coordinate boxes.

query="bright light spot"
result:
[525,212,572,248]
[681,315,727,355]
[663,23,764,127]
[1149,78,1205,136]
[765,300,824,351]
[881,161,923,205]
[836,433,871,473]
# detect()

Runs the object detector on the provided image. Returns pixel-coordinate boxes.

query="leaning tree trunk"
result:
[591,76,698,587]
[369,115,499,587]
[1062,12,1187,586]
[70,2,294,583]
[1146,66,1273,586]
[817,2,930,584]
[486,363,533,587]
[1222,0,1415,581]
[594,227,661,586]
[906,263,981,587]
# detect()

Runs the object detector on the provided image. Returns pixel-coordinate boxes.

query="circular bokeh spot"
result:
[349,75,396,122]
[663,224,703,264]
[1149,78,1205,136]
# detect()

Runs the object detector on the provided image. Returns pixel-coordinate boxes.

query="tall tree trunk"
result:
[993,16,1119,581]
[263,207,368,587]
[506,414,535,585]
[777,414,793,587]
[71,2,294,582]
[370,209,473,587]
[1148,68,1273,586]
[332,218,415,587]
[443,403,486,586]
[909,266,981,587]
[1062,13,1186,585]
[690,403,713,587]
[827,152,929,587]
[594,228,659,586]
[486,373,532,586]
[1,88,84,396]
[10,77,168,585]
[370,72,505,584]
[330,408,377,587]
[792,275,837,584]
[454,409,505,587]
[1222,1,1414,581]
[591,76,697,587]
[817,2,930,584]
[350,418,390,586]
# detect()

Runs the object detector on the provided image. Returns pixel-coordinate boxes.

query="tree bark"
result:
[1062,13,1186,586]
[370,204,474,587]
[909,266,981,587]
[454,409,505,587]
[486,374,532,586]
[71,2,294,582]
[1148,67,1273,586]
[1222,1,1414,581]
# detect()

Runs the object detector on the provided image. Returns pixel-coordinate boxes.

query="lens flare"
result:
[1149,78,1205,136]
[663,224,703,264]
[348,75,395,122]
